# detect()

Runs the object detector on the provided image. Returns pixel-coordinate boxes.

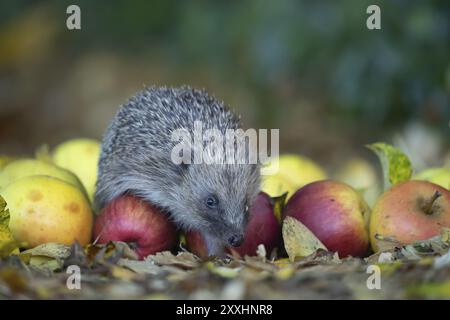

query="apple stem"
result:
[423,190,442,215]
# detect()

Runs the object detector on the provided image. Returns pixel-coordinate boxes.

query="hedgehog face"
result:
[180,162,260,247]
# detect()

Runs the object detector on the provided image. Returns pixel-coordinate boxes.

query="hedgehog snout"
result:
[228,234,244,247]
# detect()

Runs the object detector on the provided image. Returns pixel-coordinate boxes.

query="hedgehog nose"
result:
[228,234,244,247]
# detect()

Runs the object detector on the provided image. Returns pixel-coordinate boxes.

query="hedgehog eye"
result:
[244,205,250,214]
[206,195,219,209]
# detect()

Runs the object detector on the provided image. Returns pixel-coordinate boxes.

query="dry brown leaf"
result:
[20,243,71,272]
[21,242,71,260]
[146,251,200,269]
[110,265,144,281]
[85,241,138,265]
[242,255,276,272]
[206,261,241,278]
[118,258,161,274]
[28,256,62,272]
[0,267,28,294]
[368,228,450,264]
[373,233,402,252]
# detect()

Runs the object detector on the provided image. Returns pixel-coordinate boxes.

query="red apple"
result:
[93,195,177,259]
[185,192,281,257]
[185,230,209,259]
[232,192,281,256]
[370,180,450,252]
[284,180,370,258]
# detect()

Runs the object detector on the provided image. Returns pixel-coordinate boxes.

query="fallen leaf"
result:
[85,241,138,265]
[146,251,200,269]
[110,265,143,281]
[0,267,28,294]
[106,241,139,260]
[20,243,71,272]
[378,252,394,264]
[369,228,450,263]
[242,255,276,272]
[206,261,241,278]
[434,250,450,269]
[400,230,450,260]
[373,233,402,252]
[118,258,161,274]
[21,242,71,260]
[0,195,20,257]
[63,242,89,268]
[28,256,62,272]
[282,216,327,262]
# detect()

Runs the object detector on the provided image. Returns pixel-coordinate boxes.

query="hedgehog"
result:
[94,86,261,256]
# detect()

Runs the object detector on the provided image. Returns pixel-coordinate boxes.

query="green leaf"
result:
[366,142,412,190]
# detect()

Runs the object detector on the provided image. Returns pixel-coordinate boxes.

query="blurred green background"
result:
[0,0,448,172]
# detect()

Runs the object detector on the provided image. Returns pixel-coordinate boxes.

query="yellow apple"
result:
[262,174,297,198]
[334,157,380,206]
[1,175,93,247]
[0,159,85,192]
[262,154,326,198]
[52,138,100,202]
[413,167,450,190]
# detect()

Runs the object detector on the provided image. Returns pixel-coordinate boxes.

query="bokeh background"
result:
[0,0,449,173]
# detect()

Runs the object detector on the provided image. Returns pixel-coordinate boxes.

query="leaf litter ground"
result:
[2,232,450,299]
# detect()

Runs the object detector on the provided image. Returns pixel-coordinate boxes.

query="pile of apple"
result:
[92,145,450,260]
[0,139,100,248]
[1,139,449,261]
